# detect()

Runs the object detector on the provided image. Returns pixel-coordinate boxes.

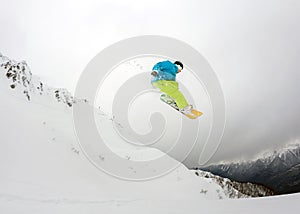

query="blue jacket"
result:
[151,60,179,83]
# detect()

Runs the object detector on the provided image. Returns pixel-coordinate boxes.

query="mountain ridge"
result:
[0,52,88,108]
[199,143,300,194]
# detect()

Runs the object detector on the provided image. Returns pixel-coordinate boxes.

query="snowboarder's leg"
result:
[152,80,189,109]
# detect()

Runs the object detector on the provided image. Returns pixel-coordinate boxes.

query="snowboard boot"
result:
[180,104,193,115]
[180,105,203,118]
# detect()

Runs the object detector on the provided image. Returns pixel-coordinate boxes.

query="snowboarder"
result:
[151,60,202,119]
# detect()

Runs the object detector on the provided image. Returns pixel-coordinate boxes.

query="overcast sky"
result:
[1,0,300,165]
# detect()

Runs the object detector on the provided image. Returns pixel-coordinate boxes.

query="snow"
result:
[0,55,299,213]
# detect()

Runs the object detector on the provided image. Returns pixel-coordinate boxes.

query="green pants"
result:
[152,80,188,109]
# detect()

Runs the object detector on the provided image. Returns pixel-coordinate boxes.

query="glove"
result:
[151,71,158,76]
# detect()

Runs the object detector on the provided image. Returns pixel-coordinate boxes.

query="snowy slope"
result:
[0,53,299,213]
[194,170,274,198]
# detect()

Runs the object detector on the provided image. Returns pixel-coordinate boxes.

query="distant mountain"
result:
[199,144,300,194]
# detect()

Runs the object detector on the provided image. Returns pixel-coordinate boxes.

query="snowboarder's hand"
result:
[151,71,158,76]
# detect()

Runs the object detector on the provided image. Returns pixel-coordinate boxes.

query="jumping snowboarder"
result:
[151,60,202,119]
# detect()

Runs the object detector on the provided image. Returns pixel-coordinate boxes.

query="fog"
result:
[1,0,300,165]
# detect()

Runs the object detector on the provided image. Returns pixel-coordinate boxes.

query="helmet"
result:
[174,61,183,70]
